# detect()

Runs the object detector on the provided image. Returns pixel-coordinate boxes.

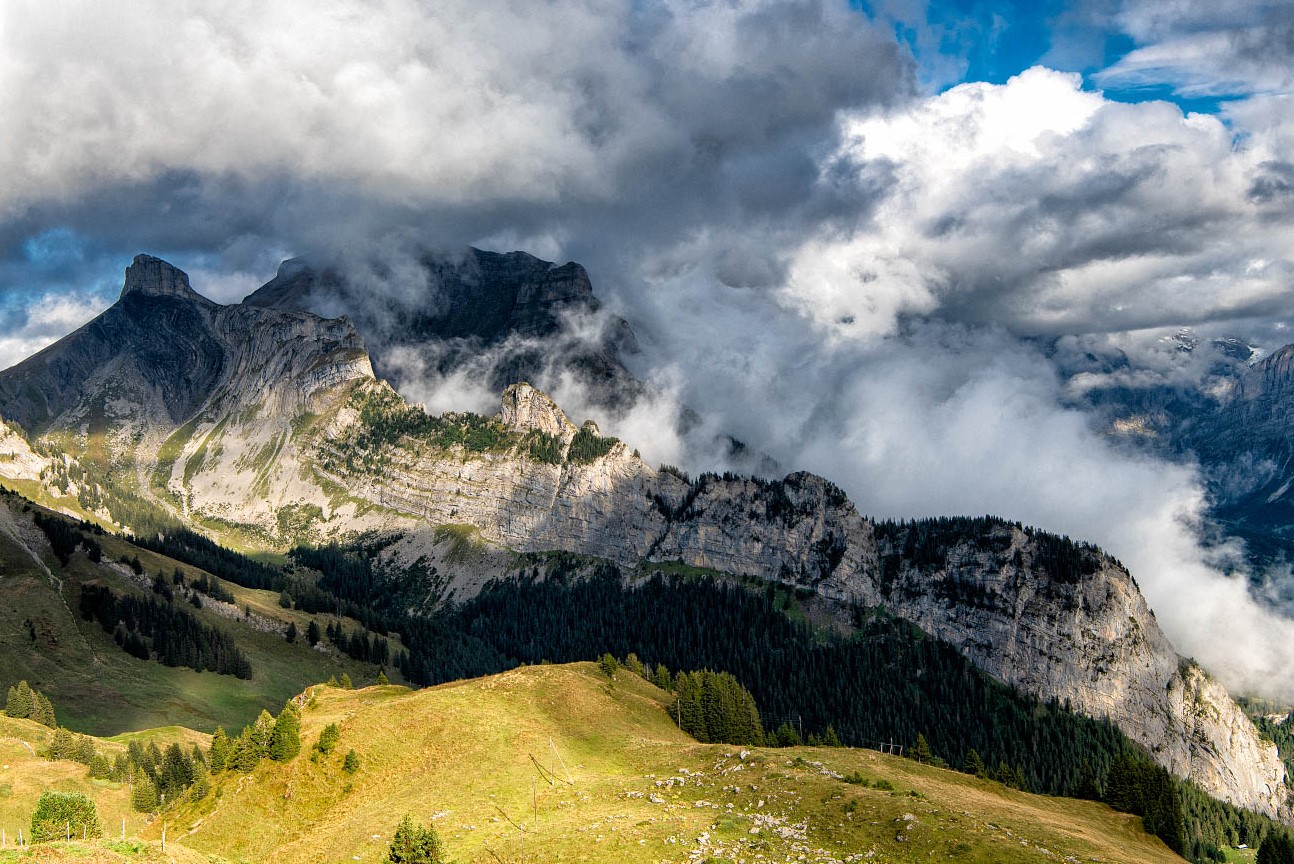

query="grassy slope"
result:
[151,663,1184,864]
[0,497,400,737]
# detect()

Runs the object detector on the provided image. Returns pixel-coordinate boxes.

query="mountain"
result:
[244,247,647,416]
[1066,336,1294,568]
[0,663,1197,864]
[0,253,1287,820]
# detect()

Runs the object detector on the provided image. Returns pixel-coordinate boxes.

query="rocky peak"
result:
[119,254,212,305]
[500,383,576,440]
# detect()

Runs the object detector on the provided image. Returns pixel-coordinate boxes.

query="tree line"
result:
[79,583,252,678]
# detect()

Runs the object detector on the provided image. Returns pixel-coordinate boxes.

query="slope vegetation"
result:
[136,662,1186,864]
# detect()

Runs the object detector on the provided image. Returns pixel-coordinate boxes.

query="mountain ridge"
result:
[0,252,1287,820]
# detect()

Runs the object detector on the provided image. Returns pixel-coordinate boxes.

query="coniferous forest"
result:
[27,496,1287,862]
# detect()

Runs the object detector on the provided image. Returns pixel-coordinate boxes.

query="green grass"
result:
[0,663,1197,864]
[151,662,1186,864]
[0,499,402,738]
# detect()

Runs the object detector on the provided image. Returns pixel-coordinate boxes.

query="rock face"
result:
[0,254,1288,820]
[245,246,646,414]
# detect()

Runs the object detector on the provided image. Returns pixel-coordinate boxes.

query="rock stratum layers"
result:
[0,254,1287,818]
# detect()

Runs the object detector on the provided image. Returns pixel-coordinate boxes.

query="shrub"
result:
[30,791,102,842]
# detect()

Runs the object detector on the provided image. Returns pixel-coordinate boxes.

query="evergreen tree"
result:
[1258,833,1294,864]
[315,723,340,756]
[269,706,302,761]
[208,726,230,772]
[963,748,986,777]
[342,748,360,774]
[131,775,159,813]
[911,733,932,764]
[385,813,445,863]
[822,725,842,747]
[339,672,353,689]
[50,726,75,760]
[307,620,321,646]
[30,791,102,842]
[230,733,261,772]
[159,743,195,802]
[598,653,618,678]
[285,622,297,644]
[32,692,55,727]
[250,710,276,755]
[376,669,389,685]
[6,680,34,718]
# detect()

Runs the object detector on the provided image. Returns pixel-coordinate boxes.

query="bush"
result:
[31,791,102,842]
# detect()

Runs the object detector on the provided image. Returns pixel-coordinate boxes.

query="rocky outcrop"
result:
[0,254,1286,820]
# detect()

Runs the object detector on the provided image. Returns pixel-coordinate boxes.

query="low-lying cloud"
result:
[4,4,1294,698]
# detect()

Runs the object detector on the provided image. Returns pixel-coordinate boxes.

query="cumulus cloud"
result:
[6,2,1294,698]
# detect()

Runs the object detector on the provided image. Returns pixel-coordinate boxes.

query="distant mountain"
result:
[1063,336,1294,569]
[245,247,647,415]
[0,253,1287,819]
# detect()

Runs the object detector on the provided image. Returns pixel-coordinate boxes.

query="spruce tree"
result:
[208,726,230,772]
[307,620,321,646]
[342,748,360,774]
[269,706,302,761]
[339,672,353,690]
[385,813,445,863]
[6,680,34,718]
[911,733,932,764]
[963,748,986,777]
[32,692,55,727]
[131,775,159,813]
[376,669,389,685]
[315,723,340,756]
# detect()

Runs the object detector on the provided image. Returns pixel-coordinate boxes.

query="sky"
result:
[3,0,1294,696]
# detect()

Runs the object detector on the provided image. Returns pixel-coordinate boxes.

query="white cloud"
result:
[0,292,107,373]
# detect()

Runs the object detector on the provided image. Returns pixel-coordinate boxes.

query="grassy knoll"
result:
[150,662,1186,864]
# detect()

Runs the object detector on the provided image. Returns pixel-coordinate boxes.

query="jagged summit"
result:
[500,382,576,440]
[119,254,214,305]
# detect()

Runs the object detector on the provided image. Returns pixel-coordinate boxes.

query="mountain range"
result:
[0,251,1291,829]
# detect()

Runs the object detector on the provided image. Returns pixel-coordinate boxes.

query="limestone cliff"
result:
[0,256,1286,820]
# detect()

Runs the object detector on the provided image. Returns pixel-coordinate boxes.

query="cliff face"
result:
[0,256,1287,819]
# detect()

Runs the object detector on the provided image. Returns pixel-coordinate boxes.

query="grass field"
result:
[151,662,1187,864]
[0,495,401,737]
[0,662,1230,864]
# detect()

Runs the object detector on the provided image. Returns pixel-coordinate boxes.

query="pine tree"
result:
[6,680,34,718]
[342,748,360,774]
[911,733,932,764]
[208,726,230,772]
[285,622,297,644]
[823,725,842,747]
[269,706,301,761]
[30,692,56,727]
[1258,833,1294,864]
[963,748,986,777]
[131,775,159,813]
[307,620,321,646]
[376,669,389,685]
[315,723,340,756]
[385,813,445,863]
[339,672,353,689]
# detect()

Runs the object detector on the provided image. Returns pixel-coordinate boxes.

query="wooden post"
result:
[3,826,6,847]
[121,818,125,841]
[162,822,166,852]
[532,777,537,830]
[66,821,70,841]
